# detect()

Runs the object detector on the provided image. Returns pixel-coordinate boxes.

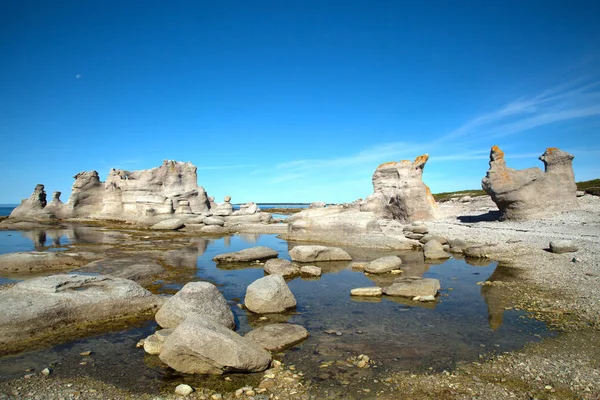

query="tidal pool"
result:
[0,230,551,397]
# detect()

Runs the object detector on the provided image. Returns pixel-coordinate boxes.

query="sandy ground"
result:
[1,195,599,399]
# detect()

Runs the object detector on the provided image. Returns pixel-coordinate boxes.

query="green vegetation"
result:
[576,179,600,191]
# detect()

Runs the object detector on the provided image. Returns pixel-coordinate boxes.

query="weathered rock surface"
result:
[232,202,260,216]
[481,146,578,220]
[364,256,402,274]
[549,240,579,254]
[74,258,165,282]
[159,314,272,374]
[289,245,352,262]
[300,265,322,277]
[288,208,381,239]
[155,282,235,329]
[244,275,297,314]
[0,251,89,274]
[423,240,450,260]
[203,216,225,226]
[464,245,494,258]
[150,219,185,230]
[350,287,383,296]
[212,197,234,216]
[263,259,300,278]
[309,202,326,208]
[9,184,52,220]
[245,323,309,352]
[213,247,279,263]
[383,277,440,298]
[0,274,163,352]
[360,155,437,222]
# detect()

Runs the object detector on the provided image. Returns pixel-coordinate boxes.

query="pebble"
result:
[41,368,51,376]
[175,384,194,396]
[79,351,92,356]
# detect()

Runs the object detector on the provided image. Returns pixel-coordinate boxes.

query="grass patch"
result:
[576,179,600,191]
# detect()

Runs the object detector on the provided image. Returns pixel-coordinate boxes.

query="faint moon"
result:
[76,74,82,79]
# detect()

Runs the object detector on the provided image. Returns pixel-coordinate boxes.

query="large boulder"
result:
[287,209,381,241]
[360,155,437,222]
[481,146,578,220]
[245,323,309,352]
[289,245,352,262]
[244,274,297,314]
[155,282,235,329]
[159,314,272,374]
[364,256,403,274]
[383,277,440,298]
[9,184,53,220]
[213,246,279,263]
[263,259,300,278]
[150,218,185,230]
[0,274,163,352]
[232,202,260,216]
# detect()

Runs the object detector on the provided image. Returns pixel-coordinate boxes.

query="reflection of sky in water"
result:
[0,231,552,394]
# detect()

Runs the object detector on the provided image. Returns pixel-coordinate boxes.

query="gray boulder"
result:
[549,240,578,254]
[300,265,322,277]
[0,274,163,352]
[159,314,272,374]
[245,323,309,352]
[151,219,185,230]
[364,256,402,274]
[419,234,448,245]
[482,146,578,220]
[244,274,297,314]
[289,245,352,262]
[263,259,300,278]
[448,238,468,253]
[213,246,279,263]
[423,240,450,260]
[203,216,225,226]
[464,245,494,258]
[155,282,235,329]
[383,277,440,298]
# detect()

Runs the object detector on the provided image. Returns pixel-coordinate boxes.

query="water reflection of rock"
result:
[481,264,518,330]
[18,226,133,249]
[163,238,210,268]
[238,233,260,245]
[21,230,47,249]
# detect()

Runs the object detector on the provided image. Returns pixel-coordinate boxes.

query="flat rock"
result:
[419,234,448,245]
[300,265,322,277]
[244,274,297,314]
[74,258,165,282]
[383,277,440,298]
[143,334,163,355]
[151,219,185,230]
[350,287,382,296]
[364,256,403,274]
[213,246,279,263]
[0,251,89,274]
[289,245,352,262]
[159,314,272,375]
[263,258,300,278]
[155,282,235,329]
[423,240,450,260]
[549,240,579,254]
[245,323,309,352]
[203,216,225,226]
[0,274,163,352]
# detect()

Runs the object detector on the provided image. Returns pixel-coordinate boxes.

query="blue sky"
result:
[1,0,599,204]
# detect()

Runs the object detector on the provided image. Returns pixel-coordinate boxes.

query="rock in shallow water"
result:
[423,240,450,260]
[245,323,309,352]
[244,275,297,314]
[364,256,402,274]
[263,259,300,278]
[213,246,279,263]
[350,287,382,297]
[300,265,322,277]
[155,281,235,330]
[159,314,272,374]
[289,245,352,262]
[383,277,440,298]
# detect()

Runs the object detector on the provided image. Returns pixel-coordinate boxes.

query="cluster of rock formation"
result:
[286,154,437,247]
[9,160,266,226]
[482,146,578,220]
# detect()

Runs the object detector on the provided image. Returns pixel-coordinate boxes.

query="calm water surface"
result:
[0,228,552,397]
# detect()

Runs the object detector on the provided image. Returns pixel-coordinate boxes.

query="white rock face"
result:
[244,275,297,314]
[155,282,235,330]
[159,314,272,375]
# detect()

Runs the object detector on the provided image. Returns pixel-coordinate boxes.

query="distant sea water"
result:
[0,205,16,217]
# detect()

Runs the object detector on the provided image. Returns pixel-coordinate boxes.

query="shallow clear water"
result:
[0,230,551,396]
